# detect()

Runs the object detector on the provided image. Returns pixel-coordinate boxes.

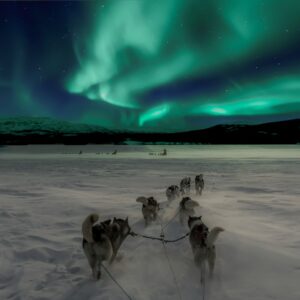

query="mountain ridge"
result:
[0,117,299,144]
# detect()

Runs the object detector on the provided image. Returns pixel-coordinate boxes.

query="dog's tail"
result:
[184,199,199,209]
[82,213,99,243]
[206,227,224,248]
[136,196,148,205]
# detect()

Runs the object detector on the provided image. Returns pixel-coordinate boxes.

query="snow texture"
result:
[0,145,299,300]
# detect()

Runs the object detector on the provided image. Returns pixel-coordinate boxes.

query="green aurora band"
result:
[66,0,300,130]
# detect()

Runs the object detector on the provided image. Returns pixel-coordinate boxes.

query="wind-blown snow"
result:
[0,145,299,300]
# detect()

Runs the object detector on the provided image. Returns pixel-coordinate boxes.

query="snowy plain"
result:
[0,145,299,300]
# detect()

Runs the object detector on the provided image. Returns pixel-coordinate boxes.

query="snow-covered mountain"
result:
[0,117,109,135]
[0,117,299,144]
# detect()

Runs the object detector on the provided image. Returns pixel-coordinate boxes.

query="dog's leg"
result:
[144,215,150,227]
[207,247,216,278]
[83,241,97,275]
[153,212,157,221]
[93,258,102,280]
[199,261,206,284]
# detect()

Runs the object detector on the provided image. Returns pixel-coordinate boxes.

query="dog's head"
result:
[92,223,108,242]
[172,185,180,196]
[112,217,131,237]
[100,219,112,231]
[188,216,203,229]
[137,196,159,209]
[181,177,191,184]
[147,197,159,208]
[196,174,203,180]
[188,216,209,236]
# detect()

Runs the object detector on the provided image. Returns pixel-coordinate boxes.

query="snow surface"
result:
[0,145,299,300]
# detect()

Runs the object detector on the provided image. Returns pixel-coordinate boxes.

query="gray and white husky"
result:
[136,196,160,226]
[188,216,224,278]
[82,214,131,280]
[166,185,181,201]
[195,174,204,195]
[180,177,191,195]
[179,197,199,225]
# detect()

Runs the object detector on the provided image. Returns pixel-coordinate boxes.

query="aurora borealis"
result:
[1,1,300,132]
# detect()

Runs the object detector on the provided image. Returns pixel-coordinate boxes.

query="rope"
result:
[158,214,183,300]
[129,231,189,243]
[161,240,183,300]
[101,263,133,300]
[161,209,180,230]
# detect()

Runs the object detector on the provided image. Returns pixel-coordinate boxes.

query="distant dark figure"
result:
[162,149,167,156]
[112,150,117,155]
[79,150,83,155]
[166,185,180,201]
[180,177,191,195]
[195,174,205,195]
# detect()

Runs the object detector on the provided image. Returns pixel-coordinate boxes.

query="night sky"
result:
[1,0,300,132]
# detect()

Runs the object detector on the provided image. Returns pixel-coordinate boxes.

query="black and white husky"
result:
[136,196,160,226]
[166,185,180,201]
[195,174,204,195]
[82,214,131,280]
[188,216,224,278]
[179,197,199,225]
[180,177,191,195]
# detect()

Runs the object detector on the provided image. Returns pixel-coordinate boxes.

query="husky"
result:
[136,196,160,226]
[180,177,191,195]
[188,216,224,279]
[179,197,199,225]
[195,174,204,195]
[82,214,131,280]
[166,185,180,201]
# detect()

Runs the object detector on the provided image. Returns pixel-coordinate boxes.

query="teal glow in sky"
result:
[1,1,300,131]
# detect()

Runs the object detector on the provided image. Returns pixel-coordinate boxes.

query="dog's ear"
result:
[113,217,117,222]
[125,217,129,224]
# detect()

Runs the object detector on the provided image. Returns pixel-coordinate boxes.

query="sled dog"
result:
[188,216,224,278]
[82,214,131,280]
[180,177,191,195]
[136,196,160,226]
[166,185,181,201]
[195,174,204,195]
